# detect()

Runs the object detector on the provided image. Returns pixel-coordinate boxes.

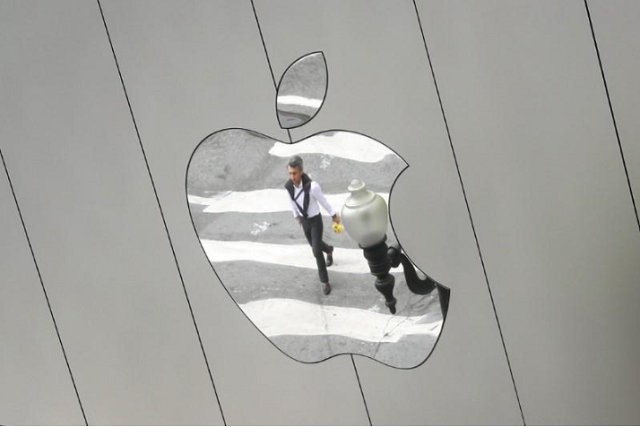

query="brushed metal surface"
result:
[588,0,640,230]
[0,162,85,425]
[2,0,639,424]
[0,1,223,424]
[416,0,640,424]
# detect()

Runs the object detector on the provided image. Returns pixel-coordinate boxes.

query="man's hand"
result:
[332,213,341,224]
[296,216,302,227]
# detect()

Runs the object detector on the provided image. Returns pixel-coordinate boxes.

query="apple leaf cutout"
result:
[276,51,328,129]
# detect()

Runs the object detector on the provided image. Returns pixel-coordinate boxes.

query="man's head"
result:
[287,155,304,186]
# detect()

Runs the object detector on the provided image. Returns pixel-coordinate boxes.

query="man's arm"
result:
[311,182,337,218]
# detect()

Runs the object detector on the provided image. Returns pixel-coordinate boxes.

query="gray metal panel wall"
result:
[1,0,639,425]
[0,157,84,425]
[588,0,640,231]
[0,1,222,424]
[416,0,640,424]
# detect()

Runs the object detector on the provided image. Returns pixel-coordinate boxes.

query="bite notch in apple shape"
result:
[185,51,449,369]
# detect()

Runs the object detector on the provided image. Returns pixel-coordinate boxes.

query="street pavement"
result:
[187,129,443,368]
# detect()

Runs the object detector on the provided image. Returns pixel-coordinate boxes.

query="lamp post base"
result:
[374,273,397,315]
[361,236,397,314]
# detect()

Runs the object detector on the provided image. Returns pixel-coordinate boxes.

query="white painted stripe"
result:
[240,298,442,343]
[277,95,323,109]
[190,189,389,214]
[268,132,399,163]
[188,195,210,205]
[201,239,401,274]
[188,192,231,206]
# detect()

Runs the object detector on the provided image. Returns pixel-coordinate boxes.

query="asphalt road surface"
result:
[187,129,443,368]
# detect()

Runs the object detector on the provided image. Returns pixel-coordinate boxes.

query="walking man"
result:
[285,155,340,295]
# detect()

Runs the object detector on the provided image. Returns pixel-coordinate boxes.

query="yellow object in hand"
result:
[333,222,343,234]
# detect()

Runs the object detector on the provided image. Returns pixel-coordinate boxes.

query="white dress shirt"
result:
[287,179,336,218]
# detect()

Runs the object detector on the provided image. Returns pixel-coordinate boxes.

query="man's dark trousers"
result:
[301,213,332,283]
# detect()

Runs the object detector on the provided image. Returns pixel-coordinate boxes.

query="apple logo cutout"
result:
[186,52,449,369]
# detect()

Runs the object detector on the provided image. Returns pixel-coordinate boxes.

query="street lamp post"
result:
[341,179,446,315]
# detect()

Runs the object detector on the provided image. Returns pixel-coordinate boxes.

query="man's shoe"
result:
[326,246,334,267]
[322,281,331,295]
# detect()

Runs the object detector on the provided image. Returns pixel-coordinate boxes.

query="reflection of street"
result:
[201,240,403,274]
[189,189,389,214]
[187,129,443,368]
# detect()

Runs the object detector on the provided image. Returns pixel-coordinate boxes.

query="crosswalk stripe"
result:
[268,132,400,163]
[277,95,323,109]
[201,239,403,274]
[240,298,442,343]
[189,189,390,215]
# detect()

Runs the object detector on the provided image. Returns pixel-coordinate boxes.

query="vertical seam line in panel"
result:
[584,0,640,235]
[351,355,373,426]
[411,1,527,425]
[250,0,293,144]
[250,1,372,424]
[0,148,89,426]
[95,2,227,424]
